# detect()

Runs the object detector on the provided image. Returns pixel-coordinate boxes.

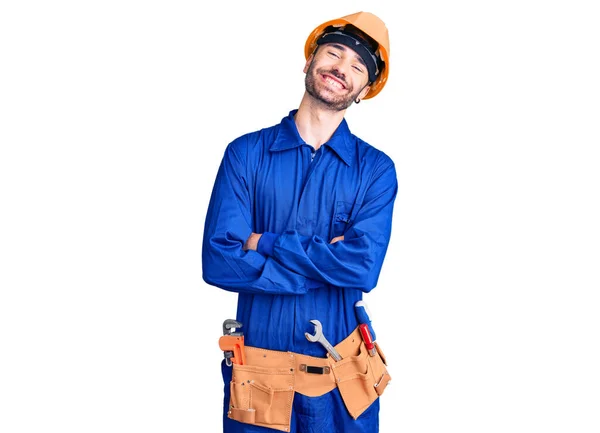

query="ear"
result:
[303,54,314,74]
[357,84,371,101]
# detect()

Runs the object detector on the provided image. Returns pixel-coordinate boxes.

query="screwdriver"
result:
[358,324,376,357]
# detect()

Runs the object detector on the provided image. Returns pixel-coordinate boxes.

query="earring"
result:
[355,98,361,104]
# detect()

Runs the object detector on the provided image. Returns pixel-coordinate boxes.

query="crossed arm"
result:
[202,138,397,295]
[243,233,344,251]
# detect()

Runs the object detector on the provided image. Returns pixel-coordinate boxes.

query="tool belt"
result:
[226,326,391,432]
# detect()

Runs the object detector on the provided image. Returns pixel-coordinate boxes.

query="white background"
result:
[1,0,599,432]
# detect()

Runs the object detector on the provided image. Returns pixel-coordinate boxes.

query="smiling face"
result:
[304,43,372,111]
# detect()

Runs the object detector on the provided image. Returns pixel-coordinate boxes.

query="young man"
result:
[203,11,397,433]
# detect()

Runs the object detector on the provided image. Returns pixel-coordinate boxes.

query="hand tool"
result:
[305,319,342,362]
[358,324,377,357]
[354,300,376,341]
[219,319,246,366]
[222,319,243,336]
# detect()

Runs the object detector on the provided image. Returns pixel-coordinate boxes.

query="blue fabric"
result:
[256,231,278,257]
[203,110,397,431]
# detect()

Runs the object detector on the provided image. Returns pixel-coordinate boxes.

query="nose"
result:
[330,64,347,83]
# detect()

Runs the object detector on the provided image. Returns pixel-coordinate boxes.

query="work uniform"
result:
[203,109,398,432]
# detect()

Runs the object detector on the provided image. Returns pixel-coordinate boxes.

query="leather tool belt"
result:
[226,326,392,432]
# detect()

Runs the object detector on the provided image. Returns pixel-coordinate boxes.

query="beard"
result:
[305,60,364,112]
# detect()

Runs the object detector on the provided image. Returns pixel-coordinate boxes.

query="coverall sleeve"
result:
[257,158,398,293]
[202,138,320,295]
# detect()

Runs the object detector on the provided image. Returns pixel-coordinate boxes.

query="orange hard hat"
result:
[304,11,390,99]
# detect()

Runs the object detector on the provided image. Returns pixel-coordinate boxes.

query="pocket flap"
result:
[230,408,256,424]
[336,212,351,223]
[374,371,391,396]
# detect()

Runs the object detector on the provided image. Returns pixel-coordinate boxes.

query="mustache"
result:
[319,68,348,87]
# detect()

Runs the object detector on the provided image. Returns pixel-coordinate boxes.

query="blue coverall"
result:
[202,110,398,432]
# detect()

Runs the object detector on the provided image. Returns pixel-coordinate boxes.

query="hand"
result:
[243,232,262,251]
[330,235,344,244]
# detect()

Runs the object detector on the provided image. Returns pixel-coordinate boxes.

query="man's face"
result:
[304,43,371,111]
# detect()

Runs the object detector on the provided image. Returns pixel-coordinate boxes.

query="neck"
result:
[294,92,346,150]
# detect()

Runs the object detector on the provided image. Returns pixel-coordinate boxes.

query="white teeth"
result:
[325,76,342,89]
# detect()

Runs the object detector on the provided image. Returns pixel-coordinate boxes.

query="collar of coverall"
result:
[270,110,354,166]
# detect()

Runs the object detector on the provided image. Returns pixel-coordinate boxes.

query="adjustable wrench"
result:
[305,319,342,361]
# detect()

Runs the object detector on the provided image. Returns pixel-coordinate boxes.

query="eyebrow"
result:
[328,43,367,68]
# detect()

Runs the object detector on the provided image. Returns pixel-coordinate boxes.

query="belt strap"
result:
[243,327,363,397]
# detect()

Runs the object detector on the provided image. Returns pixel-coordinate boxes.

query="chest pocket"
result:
[332,201,361,237]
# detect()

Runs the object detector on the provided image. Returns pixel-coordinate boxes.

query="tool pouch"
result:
[331,337,392,420]
[228,362,295,432]
[223,328,391,430]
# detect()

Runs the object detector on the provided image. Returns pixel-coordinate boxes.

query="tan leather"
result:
[226,327,391,431]
[331,336,391,419]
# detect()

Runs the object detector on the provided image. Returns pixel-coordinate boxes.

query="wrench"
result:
[305,320,342,361]
[220,319,245,366]
[223,319,243,336]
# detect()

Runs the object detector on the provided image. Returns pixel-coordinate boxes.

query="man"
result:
[203,11,397,433]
